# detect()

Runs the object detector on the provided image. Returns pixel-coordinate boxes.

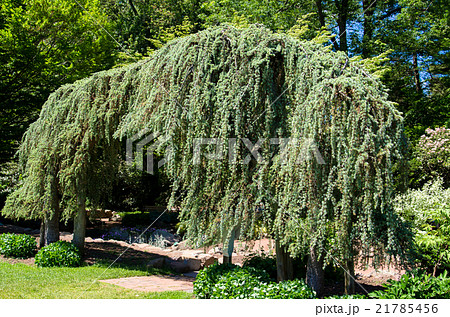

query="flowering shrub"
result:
[415,127,450,184]
[394,179,450,272]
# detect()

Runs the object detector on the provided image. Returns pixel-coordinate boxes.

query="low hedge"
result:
[0,233,36,258]
[35,240,81,267]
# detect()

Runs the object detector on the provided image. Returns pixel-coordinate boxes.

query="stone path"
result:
[100,273,197,293]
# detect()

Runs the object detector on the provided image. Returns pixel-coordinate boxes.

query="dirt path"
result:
[101,273,197,292]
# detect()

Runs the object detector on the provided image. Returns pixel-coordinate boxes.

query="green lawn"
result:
[0,261,193,299]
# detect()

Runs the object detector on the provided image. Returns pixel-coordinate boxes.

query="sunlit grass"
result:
[0,261,193,299]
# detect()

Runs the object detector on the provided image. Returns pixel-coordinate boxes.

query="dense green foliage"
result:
[1,0,448,182]
[0,233,36,258]
[0,0,117,167]
[369,270,450,299]
[413,127,450,187]
[395,179,450,273]
[1,25,410,293]
[193,263,315,299]
[114,25,408,271]
[35,240,81,267]
[193,263,238,298]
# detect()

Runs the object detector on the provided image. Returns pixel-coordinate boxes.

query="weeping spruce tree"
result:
[2,25,409,294]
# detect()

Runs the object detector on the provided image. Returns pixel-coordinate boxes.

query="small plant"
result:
[35,240,81,267]
[369,270,450,299]
[0,233,36,258]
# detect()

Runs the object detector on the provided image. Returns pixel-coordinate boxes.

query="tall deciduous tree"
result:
[0,0,116,165]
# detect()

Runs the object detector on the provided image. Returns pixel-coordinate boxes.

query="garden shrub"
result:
[369,270,450,299]
[415,127,450,186]
[0,233,36,258]
[193,263,240,298]
[394,179,450,273]
[35,240,81,267]
[194,263,315,299]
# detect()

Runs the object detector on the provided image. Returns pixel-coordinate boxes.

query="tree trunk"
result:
[306,246,324,296]
[335,0,349,52]
[45,211,60,245]
[315,0,326,28]
[362,0,376,57]
[344,258,355,294]
[222,226,238,264]
[39,219,46,248]
[275,239,294,281]
[412,53,423,95]
[72,195,87,252]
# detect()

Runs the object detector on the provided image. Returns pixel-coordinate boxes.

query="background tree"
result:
[0,0,117,168]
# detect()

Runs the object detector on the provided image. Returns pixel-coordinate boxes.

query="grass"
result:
[0,261,193,299]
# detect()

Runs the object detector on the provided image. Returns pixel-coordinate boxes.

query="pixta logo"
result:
[126,129,172,174]
[126,131,325,174]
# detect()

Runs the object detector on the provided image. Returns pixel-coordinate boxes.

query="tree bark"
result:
[39,219,46,248]
[335,0,349,52]
[306,246,324,296]
[128,0,138,16]
[362,0,377,57]
[45,211,60,245]
[222,226,238,264]
[344,258,355,294]
[315,0,326,28]
[275,239,294,281]
[412,52,423,95]
[72,195,86,252]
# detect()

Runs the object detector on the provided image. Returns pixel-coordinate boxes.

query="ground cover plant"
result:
[194,263,315,299]
[369,270,450,299]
